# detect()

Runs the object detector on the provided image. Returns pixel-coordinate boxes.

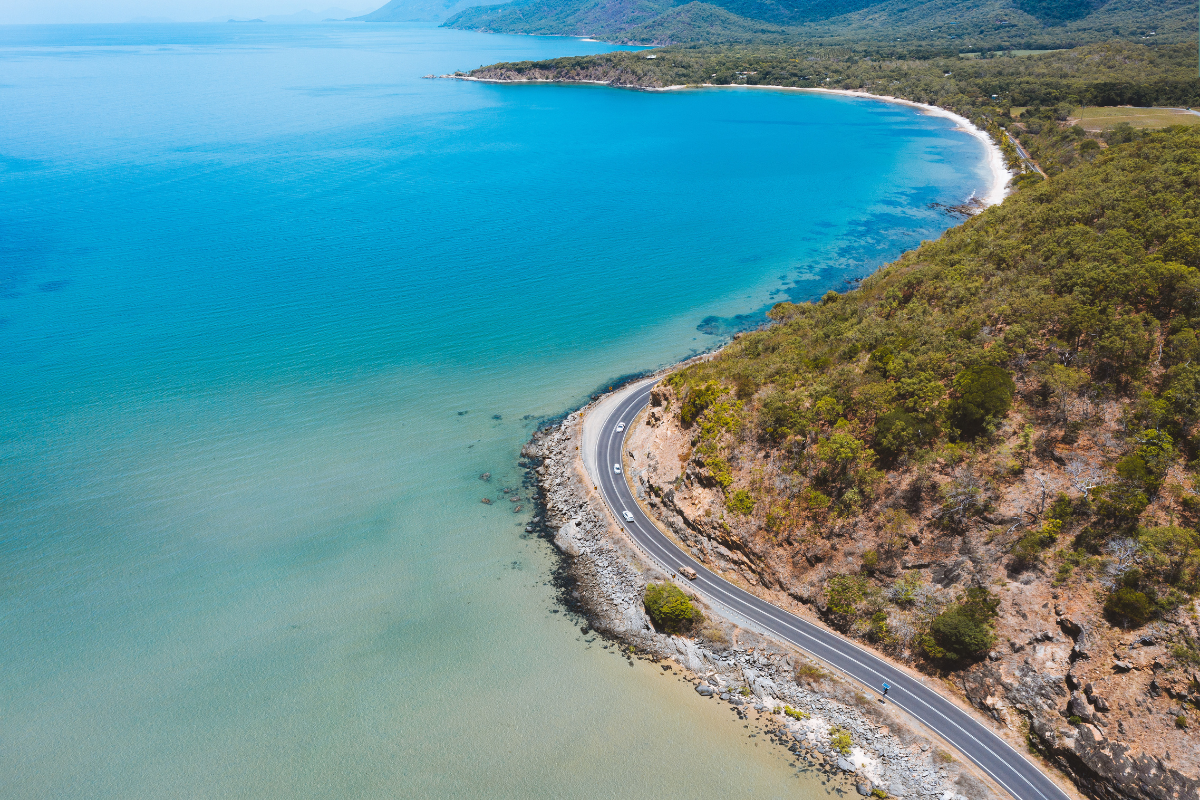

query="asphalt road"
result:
[594,381,1070,800]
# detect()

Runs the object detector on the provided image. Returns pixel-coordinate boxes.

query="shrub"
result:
[925,587,999,662]
[826,574,867,615]
[1093,483,1150,527]
[1140,525,1200,592]
[1011,519,1062,571]
[1177,715,1189,729]
[949,365,1015,438]
[1103,586,1151,627]
[794,662,828,681]
[643,582,704,634]
[861,550,880,573]
[927,609,996,661]
[783,705,809,720]
[727,489,755,515]
[1068,715,1083,725]
[889,573,922,606]
[871,789,888,799]
[680,382,723,427]
[704,456,733,488]
[829,726,852,755]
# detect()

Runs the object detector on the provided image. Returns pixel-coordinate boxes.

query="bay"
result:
[0,22,990,798]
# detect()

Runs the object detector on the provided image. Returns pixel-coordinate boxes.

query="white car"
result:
[615,422,625,431]
[613,464,621,474]
[622,510,634,522]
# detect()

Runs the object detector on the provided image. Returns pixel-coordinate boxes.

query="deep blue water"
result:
[0,23,990,798]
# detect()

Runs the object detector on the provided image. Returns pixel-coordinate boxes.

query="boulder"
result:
[837,757,856,773]
[1058,616,1083,638]
[1068,693,1093,722]
[552,522,582,557]
[857,783,872,796]
[695,683,715,697]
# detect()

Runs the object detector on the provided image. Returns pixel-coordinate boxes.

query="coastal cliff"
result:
[521,401,1005,800]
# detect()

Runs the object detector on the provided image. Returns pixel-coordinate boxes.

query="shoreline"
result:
[520,371,1005,800]
[447,75,1012,208]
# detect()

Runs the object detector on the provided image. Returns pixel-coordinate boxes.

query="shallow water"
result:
[0,22,990,798]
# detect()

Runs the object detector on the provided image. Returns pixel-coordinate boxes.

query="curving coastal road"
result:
[591,379,1070,800]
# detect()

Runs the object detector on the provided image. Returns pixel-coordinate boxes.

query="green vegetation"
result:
[639,126,1200,579]
[924,588,1001,662]
[826,573,868,616]
[949,365,1016,438]
[1177,715,1190,729]
[783,704,810,720]
[447,0,1196,49]
[829,725,852,755]
[1104,586,1152,627]
[728,488,755,514]
[643,582,705,633]
[1011,518,1062,570]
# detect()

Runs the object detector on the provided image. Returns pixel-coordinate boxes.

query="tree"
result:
[1140,526,1200,592]
[1040,364,1087,422]
[873,409,931,464]
[949,365,1015,438]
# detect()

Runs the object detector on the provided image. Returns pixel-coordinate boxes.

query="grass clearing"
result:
[1071,106,1200,131]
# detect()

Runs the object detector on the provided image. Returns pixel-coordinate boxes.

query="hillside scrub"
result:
[659,125,1200,640]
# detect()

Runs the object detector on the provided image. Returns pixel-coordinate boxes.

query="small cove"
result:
[0,22,992,798]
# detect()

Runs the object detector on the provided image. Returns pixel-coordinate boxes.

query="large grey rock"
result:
[695,683,715,696]
[742,665,779,698]
[856,783,872,796]
[837,757,856,773]
[888,783,907,797]
[553,522,582,557]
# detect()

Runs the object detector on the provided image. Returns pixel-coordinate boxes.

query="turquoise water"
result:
[0,23,990,798]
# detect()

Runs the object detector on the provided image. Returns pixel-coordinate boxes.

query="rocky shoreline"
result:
[519,383,1001,800]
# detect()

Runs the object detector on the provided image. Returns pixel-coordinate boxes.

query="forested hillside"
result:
[443,0,1197,48]
[625,126,1200,800]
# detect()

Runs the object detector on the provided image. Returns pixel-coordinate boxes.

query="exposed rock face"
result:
[622,382,1200,800]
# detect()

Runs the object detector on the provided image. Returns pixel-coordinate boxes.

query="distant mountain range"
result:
[346,0,1196,46]
[349,0,496,22]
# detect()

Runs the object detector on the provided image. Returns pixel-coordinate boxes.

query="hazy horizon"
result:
[1,0,382,24]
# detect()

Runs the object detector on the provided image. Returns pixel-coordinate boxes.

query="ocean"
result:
[0,22,992,798]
